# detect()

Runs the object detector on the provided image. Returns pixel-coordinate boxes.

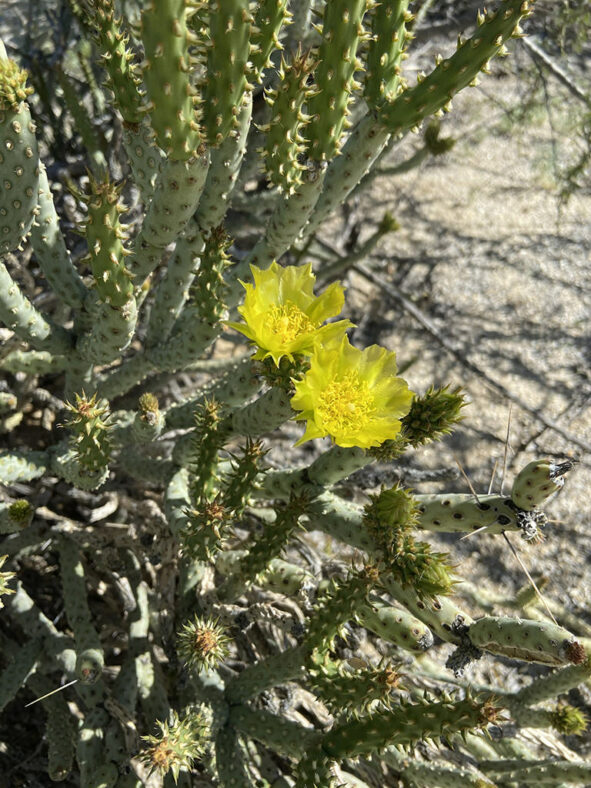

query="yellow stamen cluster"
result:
[266,302,315,345]
[316,373,375,435]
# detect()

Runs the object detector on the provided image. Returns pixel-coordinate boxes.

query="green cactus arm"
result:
[95,353,154,401]
[357,597,434,652]
[229,386,294,437]
[382,576,474,645]
[508,702,587,734]
[0,499,34,533]
[164,357,260,430]
[140,0,202,160]
[363,0,411,108]
[3,582,77,674]
[129,152,210,286]
[0,261,74,354]
[146,310,219,371]
[305,0,368,161]
[57,67,107,174]
[203,0,253,147]
[261,49,315,194]
[322,692,501,759]
[468,616,586,667]
[0,637,42,712]
[0,448,49,482]
[215,724,256,788]
[511,459,574,511]
[76,707,118,788]
[250,0,290,81]
[195,91,252,229]
[479,759,591,784]
[122,119,165,204]
[30,164,88,309]
[378,1,533,135]
[144,228,205,348]
[513,655,591,706]
[0,349,64,375]
[58,537,104,675]
[0,53,40,254]
[80,0,145,125]
[224,644,308,704]
[228,704,322,758]
[383,753,496,788]
[26,671,77,782]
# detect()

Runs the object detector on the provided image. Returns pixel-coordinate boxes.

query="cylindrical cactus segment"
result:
[251,0,291,80]
[414,493,545,540]
[513,654,591,707]
[30,164,87,309]
[63,392,112,473]
[188,225,230,323]
[358,598,434,652]
[141,0,202,159]
[511,459,574,511]
[261,49,315,193]
[468,616,586,667]
[203,0,253,147]
[131,392,164,442]
[81,0,144,125]
[364,0,412,108]
[378,0,534,134]
[322,692,502,758]
[0,54,39,255]
[78,174,133,308]
[305,565,381,652]
[309,653,404,717]
[305,0,369,160]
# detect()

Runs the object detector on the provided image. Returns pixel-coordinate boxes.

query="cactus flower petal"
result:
[227,261,353,365]
[291,335,414,449]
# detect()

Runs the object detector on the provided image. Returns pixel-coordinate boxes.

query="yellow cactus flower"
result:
[227,261,353,365]
[291,336,414,449]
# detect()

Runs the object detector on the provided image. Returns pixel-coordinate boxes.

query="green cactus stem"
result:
[305,565,381,653]
[76,707,118,788]
[141,0,202,160]
[129,151,210,286]
[321,692,502,759]
[195,91,252,229]
[309,652,404,717]
[26,672,76,782]
[203,0,253,147]
[30,164,87,309]
[364,0,412,108]
[383,752,496,788]
[468,616,586,666]
[0,448,48,483]
[144,227,205,348]
[215,725,254,788]
[357,597,434,652]
[261,49,316,194]
[0,499,34,533]
[164,357,260,430]
[378,0,534,135]
[58,392,111,489]
[509,702,587,734]
[229,386,293,437]
[0,261,73,355]
[513,654,591,707]
[58,538,104,681]
[305,0,368,161]
[4,582,77,675]
[250,0,290,81]
[228,704,321,758]
[0,349,64,375]
[0,52,39,254]
[122,119,165,204]
[225,644,308,704]
[480,759,591,784]
[511,459,574,511]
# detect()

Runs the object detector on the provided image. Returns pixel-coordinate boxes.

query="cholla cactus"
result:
[2,2,590,786]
